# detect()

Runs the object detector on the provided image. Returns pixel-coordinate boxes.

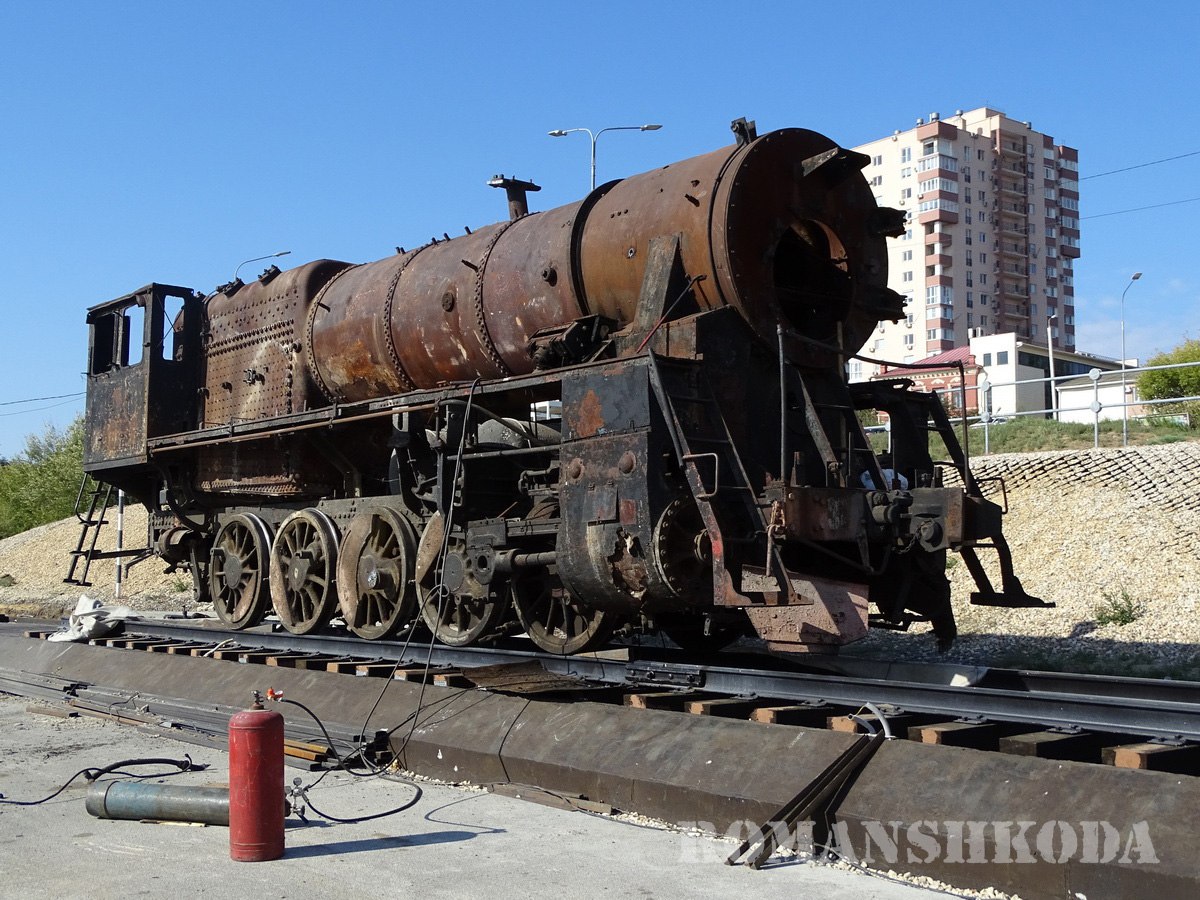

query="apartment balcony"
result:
[924,253,953,268]
[1001,283,1028,301]
[924,231,952,248]
[1061,243,1081,259]
[998,181,1028,198]
[919,209,958,225]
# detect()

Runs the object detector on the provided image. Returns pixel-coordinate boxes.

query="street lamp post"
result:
[1120,271,1143,446]
[1047,313,1058,421]
[548,124,662,190]
[234,250,291,283]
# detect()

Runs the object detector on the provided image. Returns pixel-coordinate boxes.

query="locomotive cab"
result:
[83,284,203,502]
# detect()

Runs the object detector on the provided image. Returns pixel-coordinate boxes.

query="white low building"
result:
[1055,370,1142,424]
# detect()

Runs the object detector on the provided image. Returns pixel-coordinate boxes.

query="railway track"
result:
[6,616,1200,775]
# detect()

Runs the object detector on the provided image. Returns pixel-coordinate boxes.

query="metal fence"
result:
[972,358,1200,452]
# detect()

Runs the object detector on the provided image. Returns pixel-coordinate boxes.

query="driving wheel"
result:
[208,513,272,630]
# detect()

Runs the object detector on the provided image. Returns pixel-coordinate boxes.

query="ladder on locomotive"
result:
[63,476,113,587]
[646,355,765,542]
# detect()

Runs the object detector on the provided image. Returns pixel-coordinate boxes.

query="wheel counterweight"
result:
[336,507,418,640]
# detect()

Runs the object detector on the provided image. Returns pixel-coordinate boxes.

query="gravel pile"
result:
[0,504,191,617]
[2,443,1197,675]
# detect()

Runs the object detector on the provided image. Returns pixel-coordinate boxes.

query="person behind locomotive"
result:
[859,451,909,491]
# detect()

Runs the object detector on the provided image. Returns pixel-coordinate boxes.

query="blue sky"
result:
[2,1,1197,458]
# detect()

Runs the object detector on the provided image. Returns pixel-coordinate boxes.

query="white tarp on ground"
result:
[47,595,131,642]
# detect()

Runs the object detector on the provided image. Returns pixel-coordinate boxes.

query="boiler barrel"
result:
[305,127,896,403]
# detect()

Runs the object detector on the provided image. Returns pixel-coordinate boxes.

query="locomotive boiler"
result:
[81,118,1043,655]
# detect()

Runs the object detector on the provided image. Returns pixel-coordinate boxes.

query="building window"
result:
[981,315,988,326]
[902,270,914,282]
[980,294,989,306]
[918,199,959,214]
[978,190,985,202]
[904,334,914,348]
[901,188,913,199]
[979,274,988,285]
[979,252,987,264]
[873,154,883,166]
[977,149,985,161]
[997,351,1009,365]
[923,140,936,156]
[901,147,912,163]
[870,175,883,186]
[919,177,958,194]
[966,292,974,307]
[902,249,913,261]
[982,353,992,365]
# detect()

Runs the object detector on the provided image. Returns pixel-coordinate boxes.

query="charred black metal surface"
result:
[80,120,1044,655]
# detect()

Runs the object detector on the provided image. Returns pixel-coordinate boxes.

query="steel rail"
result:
[46,618,1200,743]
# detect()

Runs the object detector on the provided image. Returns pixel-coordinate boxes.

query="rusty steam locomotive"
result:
[81,119,1041,655]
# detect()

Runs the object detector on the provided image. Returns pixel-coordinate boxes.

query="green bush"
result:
[0,418,85,539]
[1138,338,1200,430]
[1094,588,1144,627]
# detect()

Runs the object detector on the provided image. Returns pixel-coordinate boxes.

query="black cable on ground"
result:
[0,756,200,807]
[272,696,422,824]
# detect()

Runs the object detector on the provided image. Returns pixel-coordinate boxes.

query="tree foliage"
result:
[1138,338,1200,428]
[1138,338,1200,400]
[0,417,85,539]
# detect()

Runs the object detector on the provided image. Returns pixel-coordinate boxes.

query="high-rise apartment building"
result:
[849,108,1079,381]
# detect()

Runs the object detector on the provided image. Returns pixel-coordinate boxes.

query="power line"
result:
[0,397,83,418]
[1081,196,1200,220]
[0,391,84,407]
[1082,149,1200,180]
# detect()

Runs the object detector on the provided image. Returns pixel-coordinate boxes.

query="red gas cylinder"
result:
[229,696,285,861]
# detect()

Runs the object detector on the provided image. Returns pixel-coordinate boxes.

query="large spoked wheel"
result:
[414,513,506,647]
[209,514,272,630]
[336,507,418,640]
[511,568,618,655]
[269,509,340,635]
